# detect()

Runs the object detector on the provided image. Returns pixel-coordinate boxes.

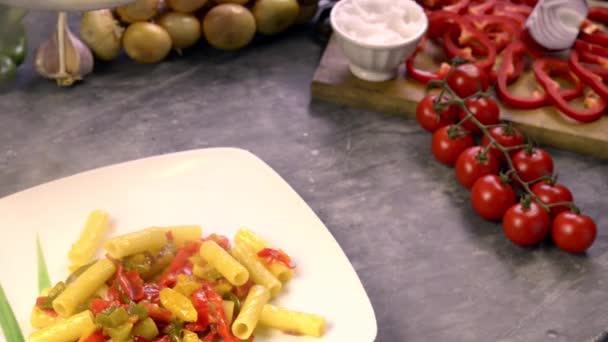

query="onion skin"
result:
[157,12,201,50]
[80,9,124,61]
[116,0,162,23]
[526,0,588,51]
[123,22,172,63]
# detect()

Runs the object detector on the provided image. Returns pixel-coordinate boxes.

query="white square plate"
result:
[0,148,377,342]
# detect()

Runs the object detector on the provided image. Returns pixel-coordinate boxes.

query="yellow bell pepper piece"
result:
[159,288,197,322]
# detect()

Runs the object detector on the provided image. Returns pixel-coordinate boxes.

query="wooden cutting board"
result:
[311,35,608,160]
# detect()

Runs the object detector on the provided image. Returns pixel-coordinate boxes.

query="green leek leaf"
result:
[0,282,25,342]
[36,233,51,293]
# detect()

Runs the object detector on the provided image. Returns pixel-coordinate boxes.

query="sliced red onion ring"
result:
[526,0,588,50]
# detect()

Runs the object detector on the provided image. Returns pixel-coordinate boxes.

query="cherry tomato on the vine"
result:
[471,174,517,221]
[455,146,500,189]
[480,125,525,163]
[551,211,597,253]
[502,201,551,247]
[431,125,475,166]
[512,148,554,183]
[458,97,500,133]
[416,94,457,132]
[446,63,489,98]
[531,181,573,217]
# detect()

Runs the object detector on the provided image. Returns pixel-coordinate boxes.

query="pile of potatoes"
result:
[80,0,319,64]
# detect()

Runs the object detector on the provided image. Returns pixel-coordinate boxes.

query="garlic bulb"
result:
[35,12,94,86]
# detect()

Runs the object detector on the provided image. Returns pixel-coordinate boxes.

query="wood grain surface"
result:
[311,35,608,160]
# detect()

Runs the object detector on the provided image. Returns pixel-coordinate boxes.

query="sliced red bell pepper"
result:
[83,330,106,342]
[116,265,145,302]
[470,15,521,53]
[442,17,497,70]
[90,298,120,315]
[233,280,254,301]
[533,58,604,123]
[257,248,296,269]
[443,0,470,14]
[201,283,240,342]
[569,49,608,100]
[468,0,497,15]
[574,39,608,59]
[166,241,201,275]
[201,332,217,342]
[144,303,173,322]
[579,10,608,47]
[497,41,549,109]
[188,288,211,333]
[491,2,531,26]
[151,336,172,342]
[588,6,608,23]
[405,37,451,84]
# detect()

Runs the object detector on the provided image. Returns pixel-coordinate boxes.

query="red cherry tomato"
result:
[480,125,525,163]
[455,146,500,189]
[551,211,597,253]
[471,174,517,221]
[531,181,574,217]
[458,97,500,133]
[416,94,457,132]
[502,201,551,247]
[431,125,475,166]
[446,63,489,98]
[512,148,554,183]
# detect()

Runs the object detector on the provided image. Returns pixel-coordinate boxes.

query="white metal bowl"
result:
[330,0,428,82]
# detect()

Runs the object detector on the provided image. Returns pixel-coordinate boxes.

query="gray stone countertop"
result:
[2,11,608,342]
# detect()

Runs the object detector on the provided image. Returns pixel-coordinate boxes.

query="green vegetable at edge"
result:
[0,55,16,85]
[132,317,159,340]
[0,283,25,342]
[36,233,52,293]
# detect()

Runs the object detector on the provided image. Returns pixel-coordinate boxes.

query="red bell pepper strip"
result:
[201,283,240,342]
[468,0,497,15]
[443,25,497,71]
[405,37,451,84]
[201,332,217,342]
[569,50,608,100]
[574,39,608,59]
[144,303,173,322]
[470,15,521,53]
[116,265,145,302]
[152,337,172,342]
[90,298,121,315]
[83,330,106,342]
[588,6,608,23]
[533,58,604,123]
[497,40,549,109]
[188,288,211,333]
[166,241,201,275]
[257,248,296,269]
[443,0,471,14]
[498,40,584,110]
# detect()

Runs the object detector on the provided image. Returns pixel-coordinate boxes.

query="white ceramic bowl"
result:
[330,0,428,82]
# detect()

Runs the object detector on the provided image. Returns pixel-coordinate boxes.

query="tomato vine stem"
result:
[426,61,577,213]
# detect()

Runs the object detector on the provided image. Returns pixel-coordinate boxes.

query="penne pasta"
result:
[29,310,96,342]
[235,228,294,282]
[182,330,201,342]
[68,210,110,271]
[52,258,116,317]
[199,240,249,286]
[104,227,167,259]
[30,307,63,329]
[163,225,202,247]
[232,243,282,297]
[259,304,326,337]
[232,285,271,340]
